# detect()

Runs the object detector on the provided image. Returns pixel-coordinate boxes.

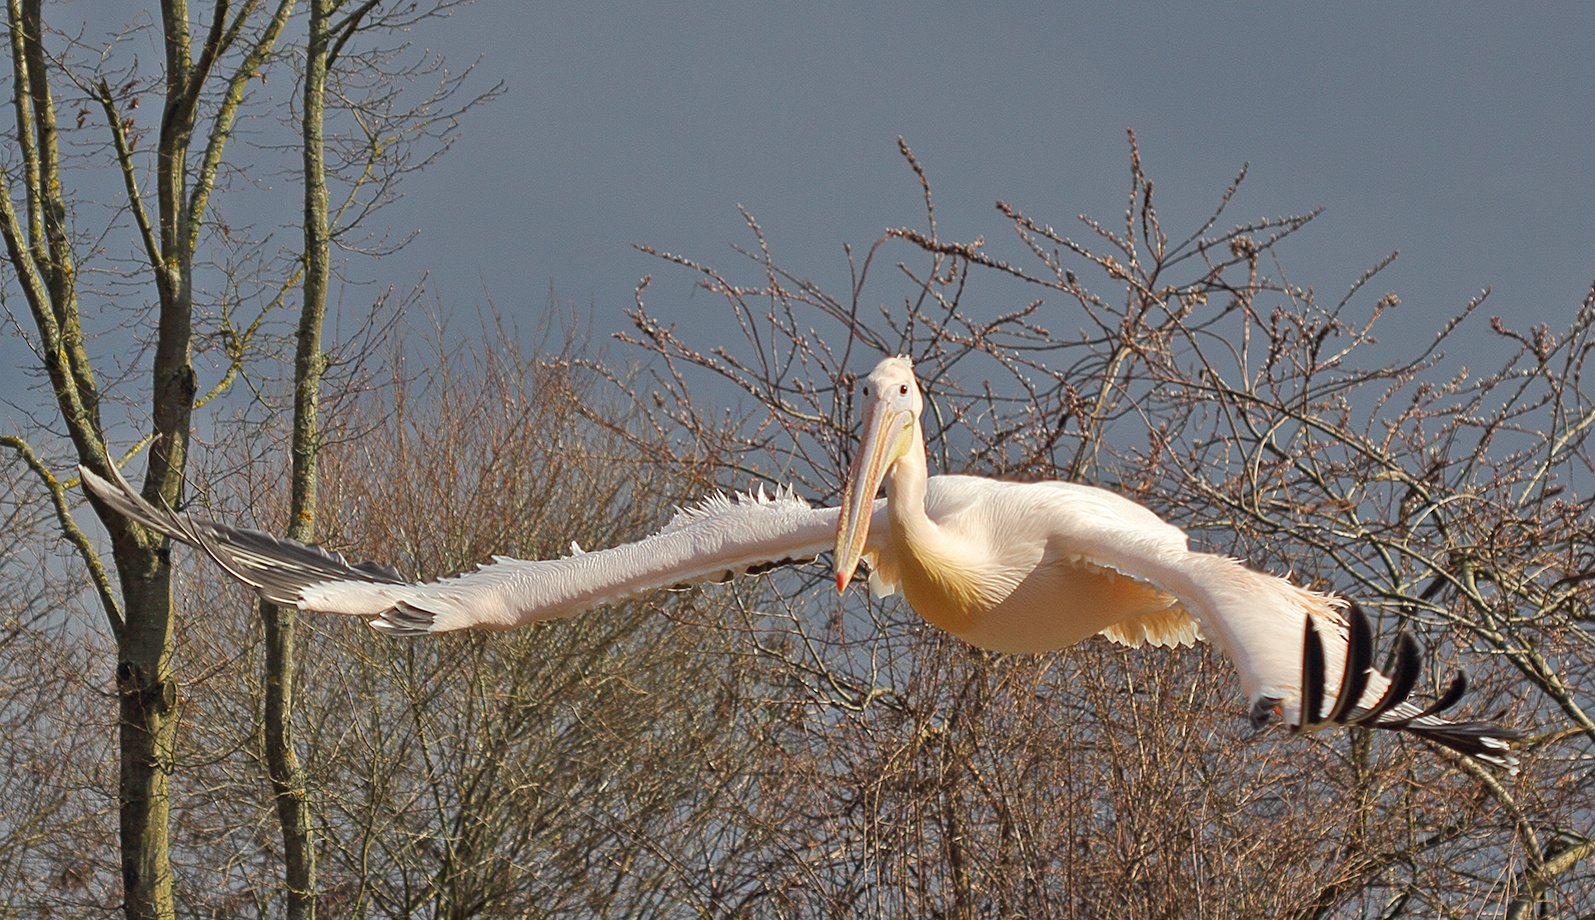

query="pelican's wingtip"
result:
[1296,607,1521,773]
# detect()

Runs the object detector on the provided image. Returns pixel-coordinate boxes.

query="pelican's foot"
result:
[1249,696,1284,731]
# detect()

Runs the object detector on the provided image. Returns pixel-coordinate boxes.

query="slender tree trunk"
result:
[259,1,338,914]
[260,604,315,919]
[259,594,316,919]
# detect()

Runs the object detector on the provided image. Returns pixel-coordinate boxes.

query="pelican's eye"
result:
[898,384,908,395]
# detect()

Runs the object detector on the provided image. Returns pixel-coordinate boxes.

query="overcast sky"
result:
[6,3,1595,446]
[392,3,1595,354]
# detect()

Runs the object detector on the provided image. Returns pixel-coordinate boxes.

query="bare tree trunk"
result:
[1,6,183,915]
[112,575,180,920]
[256,1,338,915]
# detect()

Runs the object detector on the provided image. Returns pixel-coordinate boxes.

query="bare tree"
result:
[8,43,1588,910]
[265,3,493,915]
[168,322,792,918]
[1,6,293,916]
[0,3,489,916]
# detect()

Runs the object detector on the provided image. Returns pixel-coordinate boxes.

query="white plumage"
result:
[78,356,1520,772]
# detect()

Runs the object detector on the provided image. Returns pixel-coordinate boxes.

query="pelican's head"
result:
[835,356,922,593]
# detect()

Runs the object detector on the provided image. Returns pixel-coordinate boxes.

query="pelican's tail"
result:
[1293,603,1521,774]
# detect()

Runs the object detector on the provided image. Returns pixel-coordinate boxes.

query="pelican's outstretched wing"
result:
[1022,480,1520,773]
[80,464,874,636]
[1167,557,1518,773]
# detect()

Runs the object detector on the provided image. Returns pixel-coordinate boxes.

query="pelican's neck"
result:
[883,423,990,635]
[884,420,932,540]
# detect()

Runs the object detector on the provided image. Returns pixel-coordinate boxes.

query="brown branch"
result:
[92,79,164,276]
[2,435,123,635]
[186,0,296,254]
[1505,837,1595,920]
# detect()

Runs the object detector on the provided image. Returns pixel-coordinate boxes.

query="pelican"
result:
[79,356,1520,771]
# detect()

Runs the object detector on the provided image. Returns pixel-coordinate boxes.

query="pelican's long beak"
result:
[835,398,907,593]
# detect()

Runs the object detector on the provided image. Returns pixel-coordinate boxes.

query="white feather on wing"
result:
[80,464,879,635]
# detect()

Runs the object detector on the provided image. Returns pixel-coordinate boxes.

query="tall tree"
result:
[257,0,333,908]
[262,2,489,913]
[1,4,293,917]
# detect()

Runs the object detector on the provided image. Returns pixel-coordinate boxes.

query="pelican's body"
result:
[79,356,1520,771]
[869,475,1192,652]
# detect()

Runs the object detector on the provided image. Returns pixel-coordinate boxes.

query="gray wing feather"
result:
[79,463,405,608]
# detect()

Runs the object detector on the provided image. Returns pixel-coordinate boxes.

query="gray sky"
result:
[395,3,1595,353]
[6,3,1595,445]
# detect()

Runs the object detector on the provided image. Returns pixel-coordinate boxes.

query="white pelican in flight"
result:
[79,356,1520,772]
